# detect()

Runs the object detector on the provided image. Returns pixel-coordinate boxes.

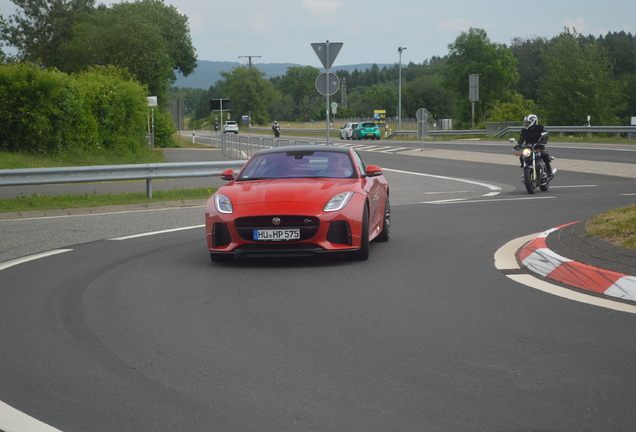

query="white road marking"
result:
[108,225,204,240]
[422,198,467,204]
[379,147,410,153]
[494,235,636,314]
[0,401,64,432]
[425,196,555,204]
[0,249,72,271]
[421,191,468,195]
[550,185,598,188]
[383,168,502,197]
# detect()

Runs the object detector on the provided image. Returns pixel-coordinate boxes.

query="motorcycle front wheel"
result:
[524,167,536,194]
[539,164,549,191]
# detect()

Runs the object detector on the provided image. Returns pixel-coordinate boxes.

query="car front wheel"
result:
[346,205,369,261]
[374,196,390,242]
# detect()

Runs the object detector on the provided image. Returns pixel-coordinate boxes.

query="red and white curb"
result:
[518,223,636,303]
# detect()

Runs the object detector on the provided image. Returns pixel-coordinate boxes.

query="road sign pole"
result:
[326,42,330,145]
[312,40,343,146]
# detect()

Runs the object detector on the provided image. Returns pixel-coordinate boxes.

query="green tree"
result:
[220,66,280,125]
[277,66,321,121]
[619,73,636,124]
[484,92,538,123]
[268,94,297,123]
[403,74,455,120]
[444,28,519,127]
[0,0,95,65]
[56,0,196,103]
[510,36,548,102]
[361,85,397,115]
[191,81,227,123]
[538,29,624,125]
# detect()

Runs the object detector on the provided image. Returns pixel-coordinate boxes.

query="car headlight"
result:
[521,148,532,158]
[214,194,233,214]
[324,191,354,212]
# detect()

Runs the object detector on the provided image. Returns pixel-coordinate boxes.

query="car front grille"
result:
[234,215,320,242]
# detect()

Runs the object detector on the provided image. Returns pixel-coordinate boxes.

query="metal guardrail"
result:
[243,124,636,140]
[220,132,332,161]
[387,129,486,139]
[248,127,340,134]
[493,125,636,138]
[0,161,246,198]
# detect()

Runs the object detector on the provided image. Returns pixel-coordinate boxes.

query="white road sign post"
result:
[147,96,157,148]
[312,41,343,145]
[416,108,429,150]
[469,74,480,130]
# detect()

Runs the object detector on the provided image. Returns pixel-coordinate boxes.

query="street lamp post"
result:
[398,46,407,130]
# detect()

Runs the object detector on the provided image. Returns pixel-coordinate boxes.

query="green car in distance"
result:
[352,122,381,140]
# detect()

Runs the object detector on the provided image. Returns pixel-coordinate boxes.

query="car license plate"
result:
[253,229,300,241]
[366,133,375,136]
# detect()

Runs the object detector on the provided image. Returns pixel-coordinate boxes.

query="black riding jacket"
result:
[518,124,547,148]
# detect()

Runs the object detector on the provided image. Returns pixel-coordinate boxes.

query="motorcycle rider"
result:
[515,114,553,179]
[272,121,280,137]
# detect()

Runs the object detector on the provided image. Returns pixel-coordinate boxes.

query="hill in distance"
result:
[173,60,393,89]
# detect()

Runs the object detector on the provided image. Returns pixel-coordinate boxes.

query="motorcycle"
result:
[509,132,556,195]
[273,124,280,138]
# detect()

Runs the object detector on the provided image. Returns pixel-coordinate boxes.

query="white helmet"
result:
[524,114,537,129]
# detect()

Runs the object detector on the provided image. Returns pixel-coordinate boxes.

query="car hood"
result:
[218,178,358,205]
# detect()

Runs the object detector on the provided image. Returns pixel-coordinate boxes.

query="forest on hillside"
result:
[175,28,636,130]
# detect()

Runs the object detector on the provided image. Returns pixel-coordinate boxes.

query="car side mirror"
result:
[364,165,383,177]
[220,169,235,181]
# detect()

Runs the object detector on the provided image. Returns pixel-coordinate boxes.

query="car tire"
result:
[374,195,390,242]
[346,205,369,261]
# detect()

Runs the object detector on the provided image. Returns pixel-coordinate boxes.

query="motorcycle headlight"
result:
[214,194,233,214]
[521,148,532,158]
[324,191,354,212]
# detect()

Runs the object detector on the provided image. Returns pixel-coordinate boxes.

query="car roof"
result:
[254,145,352,156]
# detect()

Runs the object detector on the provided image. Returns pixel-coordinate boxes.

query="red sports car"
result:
[205,145,390,262]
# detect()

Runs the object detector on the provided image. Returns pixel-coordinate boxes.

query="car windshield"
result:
[361,123,376,128]
[237,151,356,180]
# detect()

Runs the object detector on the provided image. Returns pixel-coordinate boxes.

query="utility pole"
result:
[398,46,407,130]
[341,78,347,108]
[238,56,261,68]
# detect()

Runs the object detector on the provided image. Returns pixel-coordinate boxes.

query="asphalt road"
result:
[1,140,635,432]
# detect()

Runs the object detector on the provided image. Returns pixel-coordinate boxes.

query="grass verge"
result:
[0,187,216,214]
[587,204,636,249]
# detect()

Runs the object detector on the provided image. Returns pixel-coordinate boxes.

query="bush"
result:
[0,63,149,156]
[151,107,178,147]
[0,63,93,153]
[75,66,148,155]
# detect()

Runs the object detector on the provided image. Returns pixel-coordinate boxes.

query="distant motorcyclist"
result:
[515,114,553,178]
[272,121,280,138]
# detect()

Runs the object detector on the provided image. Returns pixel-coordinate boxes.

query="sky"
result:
[1,0,634,68]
